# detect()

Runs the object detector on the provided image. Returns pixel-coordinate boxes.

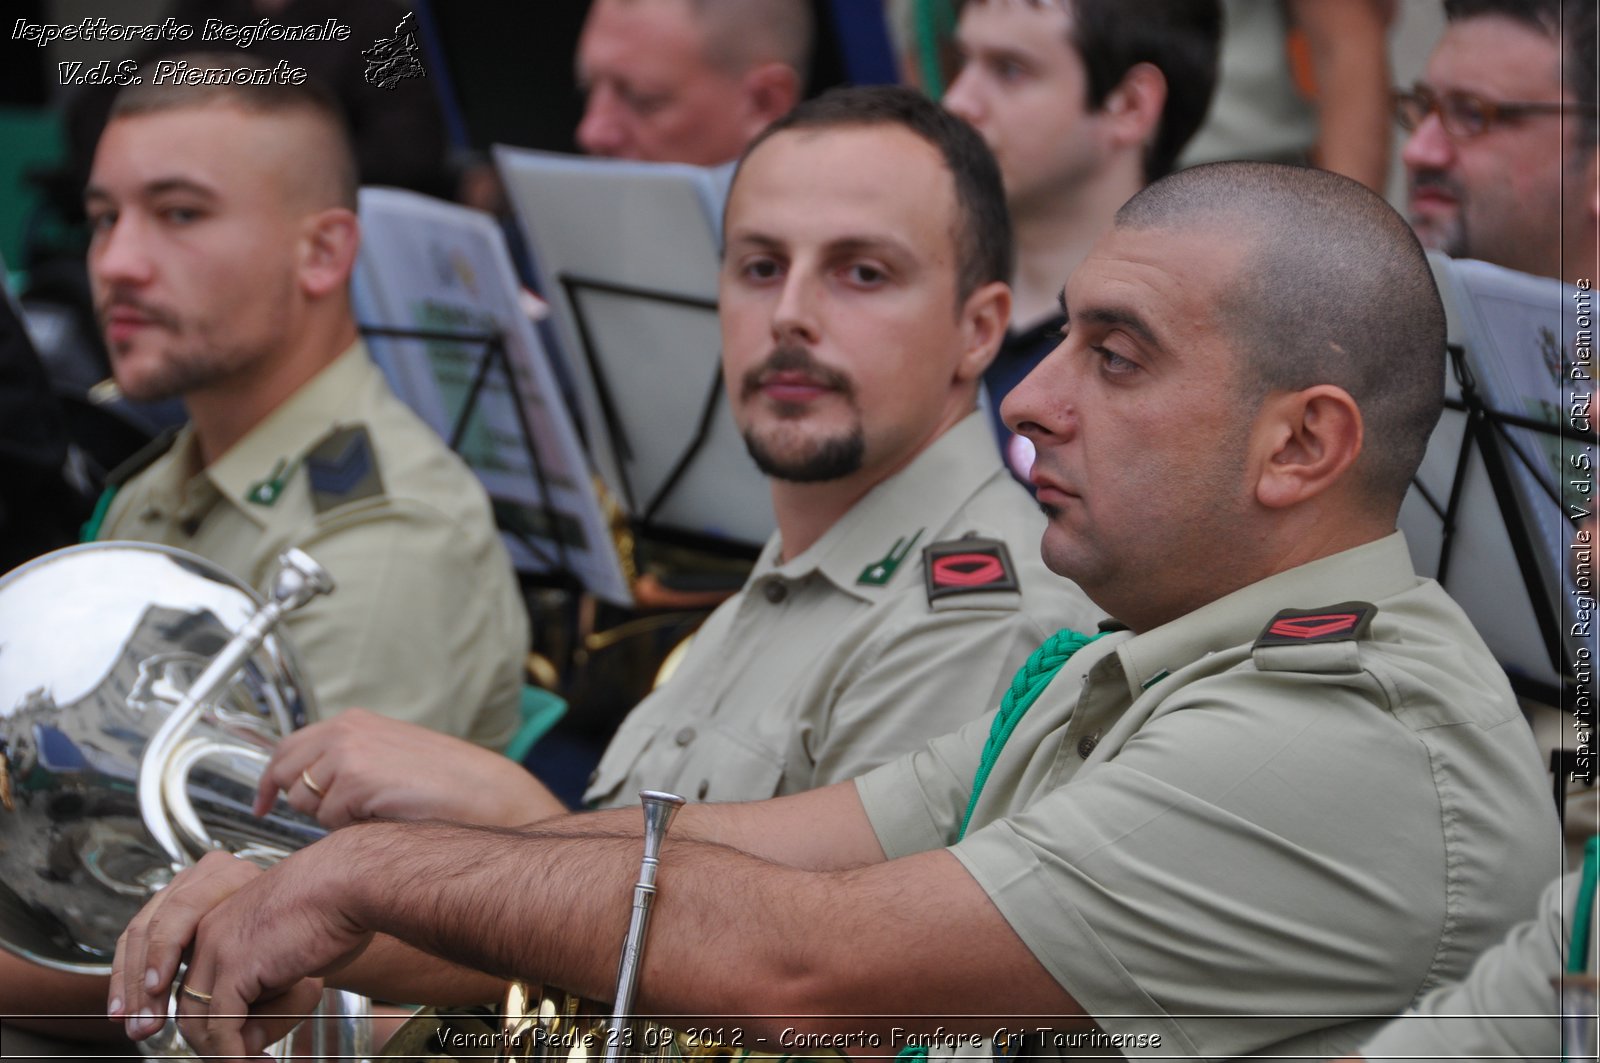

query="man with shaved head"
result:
[576,0,812,163]
[116,161,1559,1059]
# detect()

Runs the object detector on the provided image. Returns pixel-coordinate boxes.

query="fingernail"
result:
[108,996,123,1017]
[144,968,161,990]
[132,1008,158,1036]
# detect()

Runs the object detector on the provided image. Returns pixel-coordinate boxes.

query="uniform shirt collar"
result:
[750,411,1008,601]
[1112,532,1420,698]
[204,341,375,522]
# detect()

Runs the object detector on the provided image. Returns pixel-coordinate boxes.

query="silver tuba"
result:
[0,541,331,973]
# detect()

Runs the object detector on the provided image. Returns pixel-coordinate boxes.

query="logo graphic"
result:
[363,11,425,90]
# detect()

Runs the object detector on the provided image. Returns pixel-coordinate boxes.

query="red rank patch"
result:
[933,553,1006,587]
[1254,602,1377,649]
[1268,613,1360,640]
[923,538,1019,602]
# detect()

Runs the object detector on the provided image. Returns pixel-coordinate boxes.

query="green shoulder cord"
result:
[898,627,1105,1062]
[80,486,118,542]
[914,0,957,100]
[1568,835,1599,976]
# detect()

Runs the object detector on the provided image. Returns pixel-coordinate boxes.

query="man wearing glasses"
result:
[1393,0,1596,287]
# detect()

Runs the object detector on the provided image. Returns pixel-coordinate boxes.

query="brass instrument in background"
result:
[0,541,369,1060]
[384,790,795,1063]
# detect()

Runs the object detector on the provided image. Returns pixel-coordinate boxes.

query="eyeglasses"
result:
[1393,84,1597,138]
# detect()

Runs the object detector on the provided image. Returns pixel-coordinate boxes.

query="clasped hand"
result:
[107,847,372,1060]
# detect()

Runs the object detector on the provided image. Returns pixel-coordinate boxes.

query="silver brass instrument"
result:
[606,790,683,1063]
[0,541,368,1060]
[383,789,818,1063]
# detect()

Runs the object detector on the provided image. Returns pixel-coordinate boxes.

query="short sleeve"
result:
[1359,873,1571,1063]
[855,709,995,859]
[948,669,1451,1057]
[275,499,525,749]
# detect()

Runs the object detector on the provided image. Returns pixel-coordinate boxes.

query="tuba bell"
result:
[0,541,330,972]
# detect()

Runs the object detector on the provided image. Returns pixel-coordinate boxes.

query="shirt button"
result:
[763,581,787,604]
[696,780,709,800]
[1076,733,1100,759]
[674,727,695,746]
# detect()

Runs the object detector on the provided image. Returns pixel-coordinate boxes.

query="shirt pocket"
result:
[672,724,785,803]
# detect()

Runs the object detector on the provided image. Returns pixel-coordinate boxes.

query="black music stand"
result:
[1409,342,1592,704]
[555,274,759,559]
[359,323,577,581]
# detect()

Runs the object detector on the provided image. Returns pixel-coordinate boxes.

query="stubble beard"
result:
[1407,170,1469,258]
[743,422,865,483]
[739,344,865,483]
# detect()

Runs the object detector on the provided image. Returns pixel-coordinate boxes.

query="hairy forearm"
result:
[330,934,506,1006]
[579,782,885,870]
[0,952,128,1042]
[319,816,1071,1037]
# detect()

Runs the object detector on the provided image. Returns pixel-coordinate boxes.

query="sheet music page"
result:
[353,187,632,604]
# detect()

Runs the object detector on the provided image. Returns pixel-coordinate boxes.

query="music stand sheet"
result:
[494,147,775,550]
[1400,255,1584,689]
[352,187,631,605]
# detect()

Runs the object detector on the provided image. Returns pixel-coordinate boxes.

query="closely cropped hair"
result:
[108,53,359,208]
[690,0,815,92]
[734,84,1013,301]
[958,0,1222,182]
[1117,162,1447,511]
[1444,0,1598,145]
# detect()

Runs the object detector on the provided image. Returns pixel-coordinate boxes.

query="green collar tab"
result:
[856,528,925,586]
[246,458,294,507]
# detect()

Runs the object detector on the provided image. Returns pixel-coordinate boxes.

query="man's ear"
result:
[1253,385,1364,509]
[1099,61,1166,157]
[955,279,1012,384]
[297,208,360,299]
[739,62,802,138]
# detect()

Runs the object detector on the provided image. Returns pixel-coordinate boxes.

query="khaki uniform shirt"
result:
[858,534,1561,1059]
[99,343,526,749]
[585,412,1102,806]
[1360,870,1576,1062]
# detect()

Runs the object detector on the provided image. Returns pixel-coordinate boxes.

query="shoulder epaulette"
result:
[305,424,385,514]
[923,537,1020,604]
[1254,602,1379,648]
[105,426,181,488]
[1251,601,1379,675]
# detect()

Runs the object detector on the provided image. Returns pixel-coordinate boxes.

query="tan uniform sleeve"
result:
[270,498,525,749]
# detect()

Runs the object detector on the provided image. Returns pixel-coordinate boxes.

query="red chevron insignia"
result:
[1267,614,1360,640]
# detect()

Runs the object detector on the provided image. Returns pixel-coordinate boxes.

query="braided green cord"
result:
[897,630,1101,1063]
[80,485,117,543]
[1568,835,1599,975]
[957,627,1103,841]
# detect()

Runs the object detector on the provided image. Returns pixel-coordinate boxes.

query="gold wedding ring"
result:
[179,983,213,1005]
[301,769,327,798]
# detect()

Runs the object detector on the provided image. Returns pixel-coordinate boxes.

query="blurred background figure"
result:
[941,0,1221,479]
[1397,0,1597,286]
[575,0,811,165]
[1180,0,1395,193]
